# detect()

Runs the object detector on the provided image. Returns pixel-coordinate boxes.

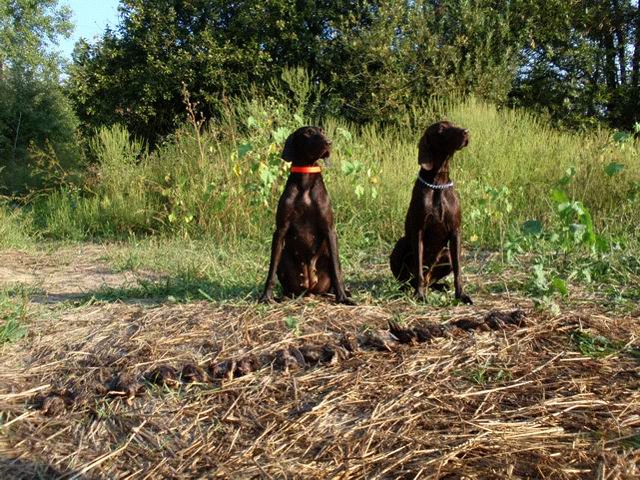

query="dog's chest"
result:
[292,191,324,218]
[285,188,331,241]
[420,191,459,234]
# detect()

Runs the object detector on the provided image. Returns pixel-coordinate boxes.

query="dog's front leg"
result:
[326,228,355,305]
[414,228,426,301]
[450,229,473,304]
[259,226,288,303]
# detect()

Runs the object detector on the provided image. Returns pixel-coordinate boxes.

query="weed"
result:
[0,204,35,248]
[571,330,640,359]
[619,434,640,450]
[284,316,300,335]
[0,291,29,344]
[459,363,513,386]
[9,93,636,247]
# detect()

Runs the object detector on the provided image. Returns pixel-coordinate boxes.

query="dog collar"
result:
[417,173,454,190]
[291,166,322,174]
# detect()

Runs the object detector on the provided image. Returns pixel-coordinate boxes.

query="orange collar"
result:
[291,165,322,174]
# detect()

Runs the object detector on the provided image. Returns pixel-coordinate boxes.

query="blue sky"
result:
[57,0,121,59]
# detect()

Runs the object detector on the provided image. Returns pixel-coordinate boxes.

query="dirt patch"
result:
[0,246,161,302]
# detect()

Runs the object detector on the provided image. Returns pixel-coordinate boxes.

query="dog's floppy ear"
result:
[417,132,435,170]
[281,134,296,162]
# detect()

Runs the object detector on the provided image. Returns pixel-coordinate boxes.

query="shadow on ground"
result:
[72,276,260,305]
[0,456,85,480]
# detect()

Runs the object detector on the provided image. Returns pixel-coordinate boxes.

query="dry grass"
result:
[1,292,639,479]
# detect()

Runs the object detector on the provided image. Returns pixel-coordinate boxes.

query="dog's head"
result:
[418,121,469,171]
[282,126,332,165]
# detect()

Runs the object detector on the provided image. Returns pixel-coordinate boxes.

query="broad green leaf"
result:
[612,131,630,143]
[522,220,543,236]
[272,127,290,144]
[238,143,252,158]
[604,162,624,177]
[558,167,576,186]
[550,189,569,204]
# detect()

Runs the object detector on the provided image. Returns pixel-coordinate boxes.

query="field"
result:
[1,95,639,478]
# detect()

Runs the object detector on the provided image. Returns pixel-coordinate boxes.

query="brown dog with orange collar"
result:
[259,126,354,305]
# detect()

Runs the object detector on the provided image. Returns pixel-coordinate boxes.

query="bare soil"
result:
[0,246,161,303]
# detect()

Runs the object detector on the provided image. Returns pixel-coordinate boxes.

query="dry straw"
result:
[1,295,639,479]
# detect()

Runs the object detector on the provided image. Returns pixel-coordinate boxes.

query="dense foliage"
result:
[67,0,640,144]
[511,0,640,128]
[0,0,79,193]
[1,0,639,194]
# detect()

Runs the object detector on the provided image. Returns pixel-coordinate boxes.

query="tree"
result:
[0,0,78,194]
[320,0,526,123]
[69,0,530,138]
[68,0,358,143]
[68,0,640,140]
[510,0,640,130]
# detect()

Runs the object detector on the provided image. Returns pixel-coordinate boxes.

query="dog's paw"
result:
[258,294,276,304]
[336,296,356,306]
[414,290,427,302]
[456,293,473,305]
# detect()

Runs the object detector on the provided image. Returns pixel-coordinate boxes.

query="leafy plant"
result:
[571,330,640,359]
[338,129,379,201]
[462,362,512,386]
[284,316,300,335]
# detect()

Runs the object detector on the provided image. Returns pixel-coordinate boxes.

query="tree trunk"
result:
[632,2,640,88]
[611,0,627,84]
[603,30,618,88]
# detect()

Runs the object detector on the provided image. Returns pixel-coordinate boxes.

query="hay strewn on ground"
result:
[1,292,639,479]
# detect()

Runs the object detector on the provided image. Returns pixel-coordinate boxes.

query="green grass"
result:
[619,434,640,450]
[91,237,479,305]
[0,289,29,344]
[571,330,640,359]
[464,365,513,386]
[283,316,301,335]
[103,238,267,301]
[20,94,640,248]
[0,205,35,249]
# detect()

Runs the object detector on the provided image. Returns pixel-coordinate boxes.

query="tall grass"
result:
[23,78,640,253]
[0,204,34,249]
